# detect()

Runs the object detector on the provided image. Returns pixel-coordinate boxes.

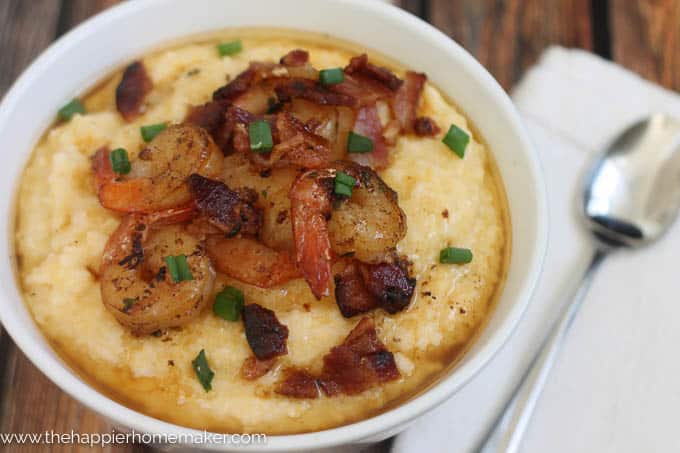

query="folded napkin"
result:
[391,47,680,453]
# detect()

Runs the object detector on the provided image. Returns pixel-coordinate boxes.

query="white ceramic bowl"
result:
[0,0,547,451]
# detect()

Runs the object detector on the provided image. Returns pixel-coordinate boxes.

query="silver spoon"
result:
[477,113,680,453]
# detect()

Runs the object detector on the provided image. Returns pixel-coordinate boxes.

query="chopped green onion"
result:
[439,247,473,264]
[217,40,243,57]
[109,148,131,175]
[335,171,356,187]
[213,286,245,321]
[334,171,356,197]
[192,349,214,392]
[442,124,470,158]
[140,123,167,142]
[58,99,85,121]
[165,255,194,283]
[319,67,345,86]
[249,120,273,153]
[347,131,374,153]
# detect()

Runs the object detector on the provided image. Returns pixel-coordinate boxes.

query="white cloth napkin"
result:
[391,47,680,453]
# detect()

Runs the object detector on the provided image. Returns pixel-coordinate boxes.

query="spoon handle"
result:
[476,248,607,453]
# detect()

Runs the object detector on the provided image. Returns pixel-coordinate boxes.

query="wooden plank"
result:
[396,0,426,17]
[428,0,594,89]
[56,0,125,35]
[610,0,680,91]
[0,0,62,97]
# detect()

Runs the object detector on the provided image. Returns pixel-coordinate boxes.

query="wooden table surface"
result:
[1,0,678,451]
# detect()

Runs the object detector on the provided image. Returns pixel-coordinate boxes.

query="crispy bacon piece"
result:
[212,64,261,102]
[280,49,309,66]
[345,54,403,92]
[414,116,441,136]
[116,61,153,122]
[393,71,427,133]
[265,113,331,168]
[185,100,230,135]
[334,260,416,317]
[223,106,331,169]
[275,369,321,398]
[275,79,356,107]
[334,262,379,317]
[275,317,400,398]
[319,317,400,396]
[360,261,416,314]
[187,174,262,236]
[242,304,289,360]
[350,105,389,169]
[241,356,277,380]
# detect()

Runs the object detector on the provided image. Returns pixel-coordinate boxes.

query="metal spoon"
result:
[477,113,680,453]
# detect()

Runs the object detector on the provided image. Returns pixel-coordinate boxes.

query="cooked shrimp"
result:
[289,162,406,299]
[100,207,215,335]
[206,236,301,288]
[327,161,406,263]
[93,123,224,213]
[289,168,335,299]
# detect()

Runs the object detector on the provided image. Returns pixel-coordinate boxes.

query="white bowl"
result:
[0,0,547,451]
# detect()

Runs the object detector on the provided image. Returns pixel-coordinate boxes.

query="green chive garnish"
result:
[140,123,167,142]
[347,131,374,153]
[334,171,356,197]
[109,148,131,175]
[58,99,85,121]
[439,247,473,264]
[442,124,470,158]
[319,68,345,86]
[249,120,273,153]
[165,255,194,283]
[217,40,243,57]
[192,349,214,392]
[213,286,245,321]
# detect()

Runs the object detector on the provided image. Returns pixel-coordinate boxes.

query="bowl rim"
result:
[0,0,548,450]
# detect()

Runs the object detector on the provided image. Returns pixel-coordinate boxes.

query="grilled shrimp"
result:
[289,161,406,299]
[93,124,224,213]
[206,236,301,288]
[101,207,216,335]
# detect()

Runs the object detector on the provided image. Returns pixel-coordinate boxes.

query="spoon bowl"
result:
[584,114,680,247]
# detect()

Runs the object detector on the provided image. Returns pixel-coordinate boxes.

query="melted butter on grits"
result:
[14,29,509,434]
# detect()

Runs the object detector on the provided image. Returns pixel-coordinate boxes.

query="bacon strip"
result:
[345,54,403,92]
[334,262,379,317]
[242,304,289,360]
[334,260,416,317]
[116,61,153,122]
[350,105,389,169]
[275,79,356,107]
[187,174,262,236]
[274,317,400,397]
[393,71,427,133]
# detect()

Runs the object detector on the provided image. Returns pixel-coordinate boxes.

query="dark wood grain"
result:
[429,0,594,89]
[0,0,62,97]
[610,0,680,91]
[57,0,125,35]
